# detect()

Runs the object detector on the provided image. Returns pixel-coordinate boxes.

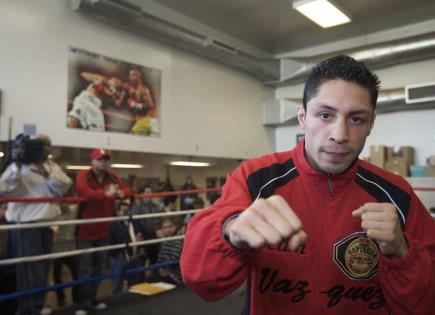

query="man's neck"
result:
[92,168,106,182]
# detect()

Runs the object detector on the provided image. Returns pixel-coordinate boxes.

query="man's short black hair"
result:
[303,55,380,110]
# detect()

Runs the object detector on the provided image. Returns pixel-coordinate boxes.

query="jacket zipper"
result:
[316,174,334,310]
[312,176,331,311]
[327,174,334,195]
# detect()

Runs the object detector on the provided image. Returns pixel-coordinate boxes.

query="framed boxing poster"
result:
[66,47,161,137]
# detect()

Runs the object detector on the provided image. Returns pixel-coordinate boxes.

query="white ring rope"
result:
[0,235,184,266]
[0,208,202,231]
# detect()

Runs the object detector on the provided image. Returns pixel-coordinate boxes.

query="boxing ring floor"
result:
[54,288,244,315]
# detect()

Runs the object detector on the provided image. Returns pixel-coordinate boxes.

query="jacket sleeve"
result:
[378,190,435,315]
[180,164,255,301]
[45,161,73,196]
[0,163,21,196]
[75,170,106,201]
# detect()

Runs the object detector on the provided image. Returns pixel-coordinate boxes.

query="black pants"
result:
[76,239,108,308]
[0,266,17,315]
[9,227,52,315]
[145,244,160,265]
[52,256,79,306]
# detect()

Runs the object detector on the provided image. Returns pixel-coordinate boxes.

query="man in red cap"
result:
[75,149,132,315]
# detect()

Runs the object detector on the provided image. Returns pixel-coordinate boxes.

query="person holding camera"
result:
[0,134,72,315]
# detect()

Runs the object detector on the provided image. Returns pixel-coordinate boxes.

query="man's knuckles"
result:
[266,195,287,207]
[252,198,269,212]
[248,237,266,249]
[244,209,297,240]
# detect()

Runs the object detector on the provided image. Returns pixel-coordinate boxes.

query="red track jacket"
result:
[76,169,132,241]
[181,141,435,315]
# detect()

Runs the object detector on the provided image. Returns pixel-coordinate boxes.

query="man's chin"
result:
[319,162,350,175]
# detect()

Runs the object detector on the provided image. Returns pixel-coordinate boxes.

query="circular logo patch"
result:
[334,232,379,280]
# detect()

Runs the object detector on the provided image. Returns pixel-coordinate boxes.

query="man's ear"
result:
[297,105,306,129]
[367,112,376,136]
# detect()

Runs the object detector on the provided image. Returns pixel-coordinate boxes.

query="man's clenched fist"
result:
[223,195,307,251]
[352,203,408,258]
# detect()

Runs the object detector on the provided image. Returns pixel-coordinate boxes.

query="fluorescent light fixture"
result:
[66,165,90,170]
[292,0,351,28]
[0,152,4,158]
[170,161,211,167]
[67,164,143,170]
[111,163,143,169]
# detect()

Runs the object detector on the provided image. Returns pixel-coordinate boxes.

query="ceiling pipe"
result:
[72,0,280,82]
[277,33,435,87]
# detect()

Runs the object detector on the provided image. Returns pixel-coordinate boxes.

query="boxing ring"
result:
[0,188,244,314]
[0,185,433,314]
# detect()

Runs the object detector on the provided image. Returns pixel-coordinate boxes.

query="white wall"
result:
[274,58,435,165]
[0,0,274,160]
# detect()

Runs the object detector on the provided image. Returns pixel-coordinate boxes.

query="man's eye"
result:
[351,116,364,124]
[319,113,331,120]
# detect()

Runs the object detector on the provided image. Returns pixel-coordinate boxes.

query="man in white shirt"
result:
[0,134,72,315]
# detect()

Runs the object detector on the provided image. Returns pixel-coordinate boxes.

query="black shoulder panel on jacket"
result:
[246,158,298,201]
[355,166,410,228]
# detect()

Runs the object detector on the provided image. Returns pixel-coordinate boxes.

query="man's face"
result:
[91,157,110,172]
[116,204,130,216]
[298,79,375,174]
[129,70,141,85]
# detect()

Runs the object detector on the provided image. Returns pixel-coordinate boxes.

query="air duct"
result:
[278,33,435,87]
[71,0,280,82]
[264,88,435,126]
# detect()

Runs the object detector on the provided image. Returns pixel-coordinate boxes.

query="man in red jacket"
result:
[75,149,132,315]
[180,55,435,315]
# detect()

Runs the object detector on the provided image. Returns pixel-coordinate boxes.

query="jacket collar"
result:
[293,140,359,192]
[87,168,116,183]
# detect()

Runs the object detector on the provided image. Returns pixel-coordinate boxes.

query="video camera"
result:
[11,135,46,164]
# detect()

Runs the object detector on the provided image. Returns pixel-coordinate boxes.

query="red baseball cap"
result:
[91,148,111,161]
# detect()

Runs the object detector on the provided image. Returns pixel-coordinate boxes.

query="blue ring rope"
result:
[0,260,179,302]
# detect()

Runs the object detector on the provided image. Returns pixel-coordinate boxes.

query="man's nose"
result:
[329,119,349,144]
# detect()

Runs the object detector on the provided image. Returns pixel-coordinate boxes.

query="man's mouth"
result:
[323,150,351,160]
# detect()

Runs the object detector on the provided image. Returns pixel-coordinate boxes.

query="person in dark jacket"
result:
[109,201,146,293]
[132,185,162,265]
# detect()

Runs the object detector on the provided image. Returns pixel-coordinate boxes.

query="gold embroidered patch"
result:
[334,232,379,280]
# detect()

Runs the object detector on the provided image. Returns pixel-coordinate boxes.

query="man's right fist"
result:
[223,195,307,251]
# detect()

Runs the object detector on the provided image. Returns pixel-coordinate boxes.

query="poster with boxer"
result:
[66,47,161,137]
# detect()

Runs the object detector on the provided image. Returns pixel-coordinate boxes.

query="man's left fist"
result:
[352,203,408,259]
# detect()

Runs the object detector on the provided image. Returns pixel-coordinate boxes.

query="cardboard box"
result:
[427,166,435,177]
[427,155,435,167]
[387,146,415,166]
[385,158,409,177]
[370,145,387,168]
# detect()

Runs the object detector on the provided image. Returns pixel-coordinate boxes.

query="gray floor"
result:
[54,288,244,315]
